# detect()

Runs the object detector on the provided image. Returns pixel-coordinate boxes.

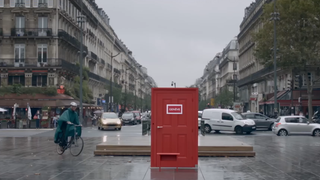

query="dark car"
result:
[121,112,137,125]
[242,112,277,130]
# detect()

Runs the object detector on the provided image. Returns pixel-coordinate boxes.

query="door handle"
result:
[157,126,163,129]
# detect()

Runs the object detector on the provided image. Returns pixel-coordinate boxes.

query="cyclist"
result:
[54,102,80,149]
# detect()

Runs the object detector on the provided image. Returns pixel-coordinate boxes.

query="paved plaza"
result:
[1,125,320,179]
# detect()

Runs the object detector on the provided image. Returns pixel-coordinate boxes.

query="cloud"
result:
[96,0,253,87]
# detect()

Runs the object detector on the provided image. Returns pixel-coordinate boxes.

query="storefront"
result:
[259,90,320,117]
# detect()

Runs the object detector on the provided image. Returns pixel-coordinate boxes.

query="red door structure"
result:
[151,88,198,168]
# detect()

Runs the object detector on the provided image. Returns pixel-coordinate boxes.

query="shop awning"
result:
[259,90,289,105]
[0,94,96,108]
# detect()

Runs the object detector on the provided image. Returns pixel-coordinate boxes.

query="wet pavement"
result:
[1,127,320,179]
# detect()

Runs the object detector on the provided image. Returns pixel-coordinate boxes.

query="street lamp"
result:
[270,0,280,117]
[77,0,85,123]
[109,49,121,112]
[171,81,176,87]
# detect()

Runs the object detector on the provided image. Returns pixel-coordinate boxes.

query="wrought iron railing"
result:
[0,58,82,70]
[90,52,98,60]
[237,66,273,87]
[58,29,88,53]
[11,28,52,37]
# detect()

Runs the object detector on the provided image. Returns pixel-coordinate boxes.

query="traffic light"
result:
[287,79,292,90]
[294,75,302,89]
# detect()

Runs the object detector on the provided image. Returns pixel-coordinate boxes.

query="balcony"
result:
[58,29,88,53]
[15,3,25,7]
[88,71,110,84]
[0,58,63,68]
[11,28,52,37]
[90,52,98,61]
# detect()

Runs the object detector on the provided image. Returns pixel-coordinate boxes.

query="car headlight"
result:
[102,120,108,124]
[117,121,121,125]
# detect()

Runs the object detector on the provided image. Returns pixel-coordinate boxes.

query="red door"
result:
[151,88,198,168]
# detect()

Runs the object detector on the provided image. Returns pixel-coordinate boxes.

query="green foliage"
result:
[144,94,151,110]
[253,0,320,119]
[253,0,320,69]
[199,100,209,110]
[65,75,93,104]
[0,84,57,96]
[215,88,233,107]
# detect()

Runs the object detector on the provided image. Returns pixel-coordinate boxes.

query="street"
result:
[0,125,275,138]
[1,125,320,179]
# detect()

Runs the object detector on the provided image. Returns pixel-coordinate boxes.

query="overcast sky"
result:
[96,0,253,87]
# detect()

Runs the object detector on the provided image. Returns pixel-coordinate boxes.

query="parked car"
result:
[202,109,256,134]
[132,111,142,124]
[121,112,137,125]
[98,112,122,131]
[198,111,202,128]
[242,112,277,130]
[272,116,320,136]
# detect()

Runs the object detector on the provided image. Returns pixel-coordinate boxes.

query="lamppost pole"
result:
[271,0,280,117]
[77,0,85,123]
[233,58,237,103]
[109,49,121,112]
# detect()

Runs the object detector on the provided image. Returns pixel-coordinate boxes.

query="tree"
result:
[65,68,93,104]
[215,88,233,108]
[253,0,320,120]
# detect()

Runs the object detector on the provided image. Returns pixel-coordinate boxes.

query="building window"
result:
[14,44,25,65]
[15,16,25,36]
[15,0,25,7]
[37,44,47,64]
[32,75,47,87]
[38,17,48,36]
[39,0,47,7]
[8,76,25,86]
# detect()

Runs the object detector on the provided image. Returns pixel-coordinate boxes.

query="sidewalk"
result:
[1,136,320,179]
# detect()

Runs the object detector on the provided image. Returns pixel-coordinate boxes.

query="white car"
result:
[198,111,203,128]
[273,116,320,136]
[202,109,256,134]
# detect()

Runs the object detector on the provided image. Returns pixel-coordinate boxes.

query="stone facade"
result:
[0,0,156,108]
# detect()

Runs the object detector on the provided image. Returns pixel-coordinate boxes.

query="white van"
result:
[202,109,256,134]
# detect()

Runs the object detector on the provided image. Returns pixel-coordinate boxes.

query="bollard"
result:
[142,120,147,136]
[200,120,205,136]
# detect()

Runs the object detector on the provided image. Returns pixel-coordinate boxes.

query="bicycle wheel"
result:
[56,143,65,155]
[69,136,84,156]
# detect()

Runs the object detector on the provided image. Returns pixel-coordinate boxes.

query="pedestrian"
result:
[33,110,41,129]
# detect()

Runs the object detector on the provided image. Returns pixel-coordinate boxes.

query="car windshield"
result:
[122,113,133,118]
[102,113,118,119]
[134,113,140,116]
[231,112,246,120]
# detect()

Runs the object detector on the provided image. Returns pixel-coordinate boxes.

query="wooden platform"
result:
[94,136,255,157]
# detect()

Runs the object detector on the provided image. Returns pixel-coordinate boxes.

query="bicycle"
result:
[56,123,84,156]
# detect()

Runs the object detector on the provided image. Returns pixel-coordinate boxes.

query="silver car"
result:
[272,116,320,136]
[242,112,277,130]
[198,111,202,128]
